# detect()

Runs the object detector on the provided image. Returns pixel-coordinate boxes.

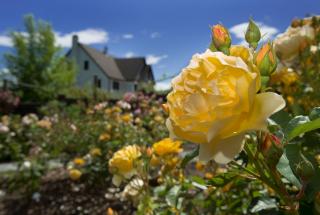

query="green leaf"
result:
[271,110,292,129]
[180,146,199,168]
[287,118,320,141]
[276,145,302,188]
[309,107,320,120]
[250,197,278,213]
[165,185,181,207]
[285,116,310,137]
[305,168,320,202]
[208,172,237,187]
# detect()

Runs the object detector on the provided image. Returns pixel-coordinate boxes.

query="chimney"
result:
[72,35,79,48]
[103,46,108,55]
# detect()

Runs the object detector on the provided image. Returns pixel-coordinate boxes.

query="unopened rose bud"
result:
[211,24,231,55]
[245,18,261,49]
[162,104,169,113]
[295,153,315,182]
[260,133,283,167]
[146,147,153,157]
[291,18,302,28]
[255,42,277,76]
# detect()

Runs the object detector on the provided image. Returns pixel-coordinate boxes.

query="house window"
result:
[93,75,101,88]
[113,81,119,91]
[84,60,89,70]
[134,84,138,91]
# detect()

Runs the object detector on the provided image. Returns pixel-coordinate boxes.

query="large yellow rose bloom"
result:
[109,145,141,186]
[166,48,285,164]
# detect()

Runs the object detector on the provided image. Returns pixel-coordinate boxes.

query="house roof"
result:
[79,44,125,81]
[115,58,146,81]
[76,43,152,82]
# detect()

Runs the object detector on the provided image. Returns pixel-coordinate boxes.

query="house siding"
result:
[68,45,110,90]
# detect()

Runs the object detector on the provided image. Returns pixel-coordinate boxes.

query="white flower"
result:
[22,161,32,169]
[22,113,39,125]
[310,45,318,54]
[122,177,144,198]
[274,25,315,64]
[0,123,9,134]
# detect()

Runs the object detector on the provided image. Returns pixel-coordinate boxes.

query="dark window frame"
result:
[113,81,119,91]
[84,60,89,70]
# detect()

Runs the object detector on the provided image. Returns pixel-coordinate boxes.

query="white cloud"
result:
[0,28,109,48]
[122,34,134,39]
[154,81,171,91]
[0,35,12,47]
[150,32,161,39]
[229,22,279,45]
[124,51,135,58]
[55,28,109,47]
[146,54,168,65]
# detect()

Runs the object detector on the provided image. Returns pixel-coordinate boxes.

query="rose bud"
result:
[211,24,231,55]
[260,133,283,167]
[245,18,261,49]
[255,42,277,76]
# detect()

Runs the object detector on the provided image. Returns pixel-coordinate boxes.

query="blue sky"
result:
[0,0,319,89]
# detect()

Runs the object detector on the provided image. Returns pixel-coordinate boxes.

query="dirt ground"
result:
[0,168,135,215]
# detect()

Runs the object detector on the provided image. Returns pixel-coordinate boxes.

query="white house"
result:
[66,35,154,93]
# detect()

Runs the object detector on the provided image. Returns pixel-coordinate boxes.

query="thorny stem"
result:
[243,141,300,214]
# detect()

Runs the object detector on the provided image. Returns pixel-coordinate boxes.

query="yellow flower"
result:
[99,133,111,142]
[37,119,52,129]
[90,147,102,156]
[109,145,141,186]
[121,113,133,123]
[150,155,160,166]
[152,138,182,156]
[271,67,299,86]
[195,161,205,171]
[69,169,82,180]
[166,49,285,164]
[287,96,295,105]
[154,115,164,123]
[73,157,86,166]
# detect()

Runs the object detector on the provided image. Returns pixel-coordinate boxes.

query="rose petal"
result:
[199,133,245,164]
[166,119,207,144]
[245,92,286,131]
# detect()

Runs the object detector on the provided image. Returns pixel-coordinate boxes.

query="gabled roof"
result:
[76,43,152,82]
[79,44,125,81]
[115,58,146,81]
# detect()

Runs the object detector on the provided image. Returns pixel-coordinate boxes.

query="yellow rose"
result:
[69,169,82,181]
[90,147,102,157]
[152,138,182,156]
[108,145,141,186]
[121,113,133,123]
[73,157,86,166]
[166,49,285,164]
[99,133,111,142]
[274,25,314,63]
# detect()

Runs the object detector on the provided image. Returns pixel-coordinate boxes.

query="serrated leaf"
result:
[209,172,237,187]
[165,185,181,207]
[287,118,320,141]
[276,145,302,188]
[309,107,320,120]
[250,197,278,213]
[270,109,292,129]
[285,115,310,137]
